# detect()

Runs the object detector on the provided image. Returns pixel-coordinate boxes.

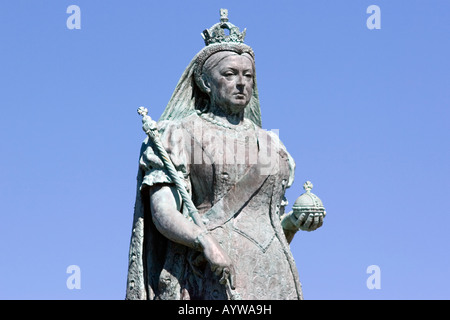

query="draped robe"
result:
[126,113,303,300]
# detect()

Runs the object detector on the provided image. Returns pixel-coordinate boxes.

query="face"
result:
[203,54,254,115]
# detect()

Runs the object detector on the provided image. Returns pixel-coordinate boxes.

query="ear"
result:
[200,74,211,94]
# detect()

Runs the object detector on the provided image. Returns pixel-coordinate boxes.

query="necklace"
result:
[196,110,253,131]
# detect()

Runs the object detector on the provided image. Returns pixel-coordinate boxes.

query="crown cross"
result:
[201,8,246,46]
[220,8,228,22]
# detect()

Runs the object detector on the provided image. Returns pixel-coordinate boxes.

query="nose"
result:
[236,75,245,92]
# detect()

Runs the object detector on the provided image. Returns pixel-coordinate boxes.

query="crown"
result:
[201,9,247,46]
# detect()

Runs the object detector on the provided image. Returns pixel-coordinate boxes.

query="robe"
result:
[126,113,302,300]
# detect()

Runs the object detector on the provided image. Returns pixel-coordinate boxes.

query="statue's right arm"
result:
[148,184,236,285]
[149,183,203,249]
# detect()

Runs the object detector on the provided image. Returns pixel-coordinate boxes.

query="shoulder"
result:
[254,127,292,163]
[157,113,199,133]
[255,127,285,150]
[137,116,192,159]
[256,127,296,187]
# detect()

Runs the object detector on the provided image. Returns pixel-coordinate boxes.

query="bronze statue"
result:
[126,9,326,300]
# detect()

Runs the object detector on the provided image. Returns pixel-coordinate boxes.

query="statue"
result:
[126,9,326,300]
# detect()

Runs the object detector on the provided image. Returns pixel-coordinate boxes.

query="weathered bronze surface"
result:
[126,9,326,300]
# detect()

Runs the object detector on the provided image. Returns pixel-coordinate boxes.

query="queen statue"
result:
[125,9,326,300]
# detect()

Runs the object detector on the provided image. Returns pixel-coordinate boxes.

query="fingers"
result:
[300,213,313,231]
[212,266,236,290]
[219,267,236,290]
[228,267,236,290]
[312,213,323,230]
[295,212,307,229]
[317,213,324,229]
[299,212,325,231]
[219,268,229,285]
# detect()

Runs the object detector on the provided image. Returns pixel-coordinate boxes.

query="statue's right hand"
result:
[199,233,236,290]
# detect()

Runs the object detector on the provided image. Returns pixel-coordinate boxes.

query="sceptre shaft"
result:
[137,106,241,300]
[137,107,205,230]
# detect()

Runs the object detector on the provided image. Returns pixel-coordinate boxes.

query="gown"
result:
[126,112,303,300]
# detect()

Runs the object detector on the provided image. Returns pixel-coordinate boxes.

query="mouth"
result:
[234,93,246,99]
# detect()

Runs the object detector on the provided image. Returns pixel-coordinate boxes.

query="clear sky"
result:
[0,0,449,300]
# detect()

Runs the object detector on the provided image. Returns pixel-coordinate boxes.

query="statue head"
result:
[198,51,254,115]
[159,9,262,127]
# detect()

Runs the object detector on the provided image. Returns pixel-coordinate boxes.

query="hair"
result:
[202,51,255,78]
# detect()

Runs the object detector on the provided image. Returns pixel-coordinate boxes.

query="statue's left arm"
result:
[277,141,325,243]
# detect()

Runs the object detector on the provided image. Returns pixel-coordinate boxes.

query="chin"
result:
[215,99,249,115]
[228,103,247,114]
[229,99,250,112]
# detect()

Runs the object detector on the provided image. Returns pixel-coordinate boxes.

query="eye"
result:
[221,69,237,79]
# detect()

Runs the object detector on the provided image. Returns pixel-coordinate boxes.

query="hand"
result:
[296,211,325,232]
[198,233,236,290]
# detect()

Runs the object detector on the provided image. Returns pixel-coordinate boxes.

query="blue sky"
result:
[0,1,449,299]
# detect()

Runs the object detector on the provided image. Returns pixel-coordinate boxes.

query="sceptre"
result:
[137,106,241,300]
[137,106,204,228]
